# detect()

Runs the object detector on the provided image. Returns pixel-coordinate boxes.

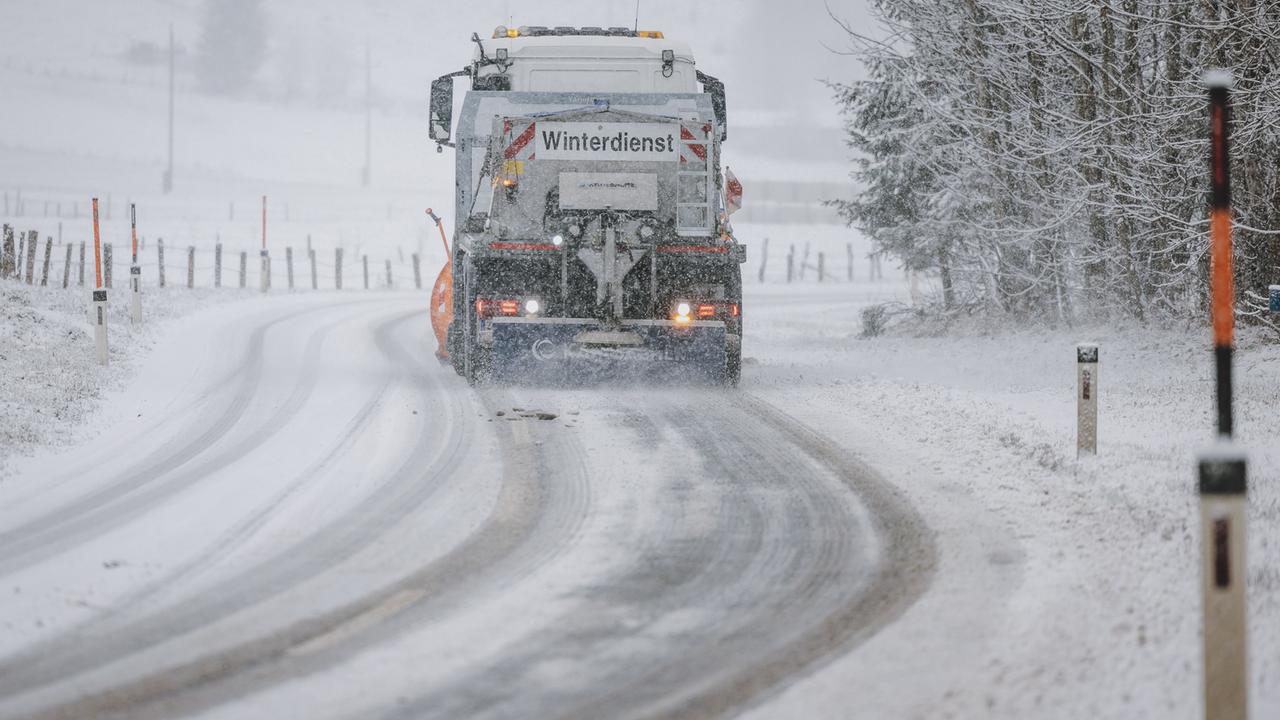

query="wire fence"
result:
[0,226,436,294]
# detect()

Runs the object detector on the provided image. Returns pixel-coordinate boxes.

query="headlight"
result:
[524,298,541,315]
[551,234,564,246]
[675,301,691,316]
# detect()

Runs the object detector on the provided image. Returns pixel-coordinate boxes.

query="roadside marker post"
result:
[1077,343,1098,456]
[259,195,269,293]
[1199,448,1248,720]
[91,198,108,366]
[309,249,317,290]
[1199,70,1248,720]
[286,247,295,290]
[1269,285,1279,312]
[215,243,223,287]
[129,204,142,324]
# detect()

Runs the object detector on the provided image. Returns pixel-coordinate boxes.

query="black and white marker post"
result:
[1076,343,1098,456]
[91,198,108,365]
[1199,70,1248,720]
[129,203,142,324]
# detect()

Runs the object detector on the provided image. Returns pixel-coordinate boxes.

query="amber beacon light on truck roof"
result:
[493,26,665,39]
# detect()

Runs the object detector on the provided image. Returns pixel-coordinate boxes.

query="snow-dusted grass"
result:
[741,283,1280,719]
[0,278,247,479]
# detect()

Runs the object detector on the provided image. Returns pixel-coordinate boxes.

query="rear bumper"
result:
[487,317,731,370]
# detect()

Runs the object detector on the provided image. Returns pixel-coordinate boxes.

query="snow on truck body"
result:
[429,26,743,385]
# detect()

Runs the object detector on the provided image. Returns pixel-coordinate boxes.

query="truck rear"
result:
[429,26,744,385]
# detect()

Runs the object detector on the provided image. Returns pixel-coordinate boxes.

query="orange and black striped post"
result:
[1199,70,1248,720]
[1208,76,1235,438]
[91,197,109,364]
[129,203,142,324]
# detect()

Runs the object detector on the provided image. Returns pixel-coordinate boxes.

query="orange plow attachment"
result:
[426,208,453,362]
[430,261,453,361]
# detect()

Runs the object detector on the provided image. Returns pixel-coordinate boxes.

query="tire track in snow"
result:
[0,302,406,671]
[380,389,934,720]
[0,306,449,705]
[0,307,594,720]
[0,301,374,578]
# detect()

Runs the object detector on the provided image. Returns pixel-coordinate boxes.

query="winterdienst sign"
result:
[536,123,679,161]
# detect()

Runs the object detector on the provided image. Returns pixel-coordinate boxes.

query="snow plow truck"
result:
[428,25,744,386]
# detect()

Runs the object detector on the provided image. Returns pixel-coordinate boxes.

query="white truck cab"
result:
[430,26,727,148]
[473,27,698,94]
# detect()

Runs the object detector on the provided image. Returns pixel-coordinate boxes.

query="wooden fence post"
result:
[335,248,343,289]
[385,259,392,289]
[757,237,768,283]
[40,237,51,286]
[0,225,13,278]
[786,244,794,284]
[309,249,317,290]
[214,243,223,287]
[103,242,113,288]
[0,224,12,278]
[286,247,294,290]
[187,246,195,288]
[363,254,369,290]
[847,242,854,282]
[818,252,825,283]
[239,251,247,288]
[412,253,422,289]
[25,230,38,284]
[62,243,72,288]
[78,241,85,286]
[157,239,165,287]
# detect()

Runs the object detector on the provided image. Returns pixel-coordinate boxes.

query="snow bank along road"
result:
[0,292,934,719]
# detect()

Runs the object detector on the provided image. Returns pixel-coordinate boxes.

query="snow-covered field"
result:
[741,284,1280,718]
[0,280,246,478]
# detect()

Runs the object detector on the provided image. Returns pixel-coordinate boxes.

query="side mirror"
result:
[696,71,728,141]
[429,74,455,143]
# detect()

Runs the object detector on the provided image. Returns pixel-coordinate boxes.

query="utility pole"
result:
[163,23,175,194]
[362,38,371,188]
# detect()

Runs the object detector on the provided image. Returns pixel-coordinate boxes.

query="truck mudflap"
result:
[488,317,729,383]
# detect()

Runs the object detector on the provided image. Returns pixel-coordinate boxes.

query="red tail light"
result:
[689,301,740,320]
[476,298,521,318]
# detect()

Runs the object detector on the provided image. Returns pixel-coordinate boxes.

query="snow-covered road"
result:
[0,292,932,719]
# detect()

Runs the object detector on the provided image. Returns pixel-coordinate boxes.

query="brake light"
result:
[680,301,739,321]
[476,298,522,318]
